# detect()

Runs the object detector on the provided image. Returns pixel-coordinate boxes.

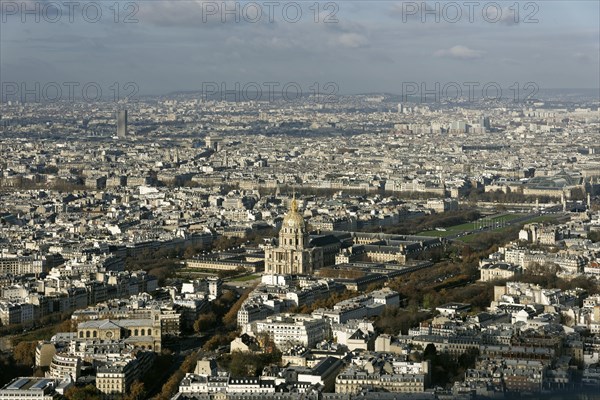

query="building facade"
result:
[77,318,161,352]
[264,198,323,275]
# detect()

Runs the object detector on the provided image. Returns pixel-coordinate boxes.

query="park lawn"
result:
[419,221,482,237]
[526,215,561,224]
[457,213,553,243]
[492,213,524,223]
[419,213,524,237]
[458,226,514,243]
[12,323,65,346]
[417,230,449,237]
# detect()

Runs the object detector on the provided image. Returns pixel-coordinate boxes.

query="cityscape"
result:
[1,1,600,400]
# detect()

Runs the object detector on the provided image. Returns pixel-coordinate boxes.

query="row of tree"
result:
[155,352,199,400]
[64,381,145,400]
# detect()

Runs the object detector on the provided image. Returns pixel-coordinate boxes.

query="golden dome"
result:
[283,197,305,229]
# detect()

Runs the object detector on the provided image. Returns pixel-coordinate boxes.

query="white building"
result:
[247,314,329,350]
[0,377,72,400]
[178,373,279,395]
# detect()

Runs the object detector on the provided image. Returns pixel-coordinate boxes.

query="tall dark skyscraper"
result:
[117,110,127,139]
[480,116,491,130]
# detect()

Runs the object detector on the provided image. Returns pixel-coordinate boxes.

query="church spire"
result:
[291,192,298,213]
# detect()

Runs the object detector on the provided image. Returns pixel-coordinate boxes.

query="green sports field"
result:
[418,213,524,237]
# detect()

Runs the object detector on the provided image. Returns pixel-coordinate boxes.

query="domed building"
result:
[264,197,323,275]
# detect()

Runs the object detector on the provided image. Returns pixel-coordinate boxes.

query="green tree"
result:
[424,343,436,358]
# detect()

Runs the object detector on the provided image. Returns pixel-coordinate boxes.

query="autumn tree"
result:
[211,236,245,251]
[202,332,237,351]
[13,341,37,366]
[57,317,75,332]
[526,262,561,276]
[156,352,198,400]
[219,350,282,377]
[156,369,185,400]
[124,380,146,400]
[65,384,102,400]
[222,288,253,328]
[375,306,430,335]
[193,312,217,334]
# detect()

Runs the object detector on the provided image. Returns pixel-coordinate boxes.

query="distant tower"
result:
[588,192,592,210]
[117,110,127,138]
[397,103,404,114]
[480,116,491,130]
[561,191,567,212]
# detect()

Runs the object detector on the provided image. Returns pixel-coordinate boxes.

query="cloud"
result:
[337,33,369,48]
[498,7,520,26]
[434,45,484,60]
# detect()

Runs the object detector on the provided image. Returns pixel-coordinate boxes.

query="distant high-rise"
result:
[480,116,491,130]
[117,110,127,138]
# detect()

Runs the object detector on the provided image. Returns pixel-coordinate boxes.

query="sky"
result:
[1,0,599,97]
